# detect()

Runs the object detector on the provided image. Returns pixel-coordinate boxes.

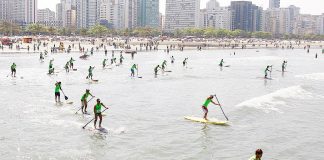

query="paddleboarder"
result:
[64,62,69,73]
[81,89,94,114]
[281,61,287,72]
[94,99,109,129]
[249,149,263,160]
[161,60,167,73]
[87,66,95,80]
[154,65,161,77]
[183,58,188,67]
[202,95,220,120]
[119,54,124,64]
[264,66,272,79]
[130,64,137,77]
[11,63,17,77]
[55,82,63,103]
[219,59,224,67]
[103,59,108,68]
[49,59,54,74]
[69,57,75,69]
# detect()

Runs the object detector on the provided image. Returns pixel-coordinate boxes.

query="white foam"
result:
[236,85,313,113]
[295,73,324,80]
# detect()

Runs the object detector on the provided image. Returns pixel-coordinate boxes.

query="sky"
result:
[39,0,324,15]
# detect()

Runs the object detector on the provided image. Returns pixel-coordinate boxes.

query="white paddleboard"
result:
[184,116,228,125]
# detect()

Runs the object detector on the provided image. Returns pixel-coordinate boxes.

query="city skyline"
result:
[39,0,324,15]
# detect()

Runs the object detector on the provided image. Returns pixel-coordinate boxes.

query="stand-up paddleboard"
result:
[73,69,78,71]
[256,77,274,80]
[184,116,228,125]
[165,71,172,72]
[97,127,108,133]
[224,65,231,67]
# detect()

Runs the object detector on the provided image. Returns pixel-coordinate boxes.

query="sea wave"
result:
[236,85,313,113]
[295,73,324,80]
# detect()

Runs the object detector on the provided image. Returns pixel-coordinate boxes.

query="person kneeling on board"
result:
[202,95,220,120]
[94,99,108,129]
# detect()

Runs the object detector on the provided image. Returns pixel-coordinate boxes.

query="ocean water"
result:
[0,48,324,159]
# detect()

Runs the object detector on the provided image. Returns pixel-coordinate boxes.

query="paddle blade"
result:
[65,96,68,100]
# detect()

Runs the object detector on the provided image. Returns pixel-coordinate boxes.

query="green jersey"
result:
[55,84,61,93]
[203,99,212,107]
[249,155,261,160]
[95,103,102,113]
[131,64,137,70]
[81,92,90,101]
[11,64,16,70]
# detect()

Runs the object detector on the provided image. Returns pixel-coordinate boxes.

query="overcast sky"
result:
[39,0,323,15]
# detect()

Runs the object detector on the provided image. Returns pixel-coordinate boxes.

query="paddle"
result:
[82,108,109,129]
[136,64,142,78]
[214,94,229,121]
[61,90,68,100]
[75,96,95,114]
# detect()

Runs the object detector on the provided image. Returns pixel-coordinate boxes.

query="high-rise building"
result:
[124,0,138,29]
[269,0,280,9]
[37,8,55,22]
[76,0,100,29]
[25,0,38,24]
[56,0,77,28]
[252,5,263,32]
[100,0,125,29]
[0,0,10,21]
[230,1,253,31]
[200,0,230,30]
[165,0,200,32]
[137,0,159,28]
[316,14,324,35]
[293,14,318,35]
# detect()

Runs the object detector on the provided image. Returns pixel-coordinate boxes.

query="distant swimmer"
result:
[264,65,272,79]
[171,56,175,64]
[202,95,220,120]
[49,59,55,74]
[11,63,17,77]
[130,64,138,77]
[249,149,263,160]
[86,66,95,80]
[183,58,188,67]
[94,99,109,129]
[54,82,63,103]
[154,65,161,77]
[81,89,94,114]
[281,61,287,72]
[219,59,224,67]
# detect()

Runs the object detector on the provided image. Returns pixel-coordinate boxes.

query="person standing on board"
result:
[54,82,63,103]
[183,58,188,67]
[281,61,287,72]
[94,99,109,129]
[81,89,94,114]
[219,59,224,67]
[130,64,137,77]
[161,60,167,73]
[86,66,95,80]
[69,57,75,69]
[49,59,54,74]
[102,59,108,68]
[202,95,220,120]
[264,66,272,79]
[154,65,161,77]
[249,149,263,160]
[11,63,17,77]
[64,61,70,73]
